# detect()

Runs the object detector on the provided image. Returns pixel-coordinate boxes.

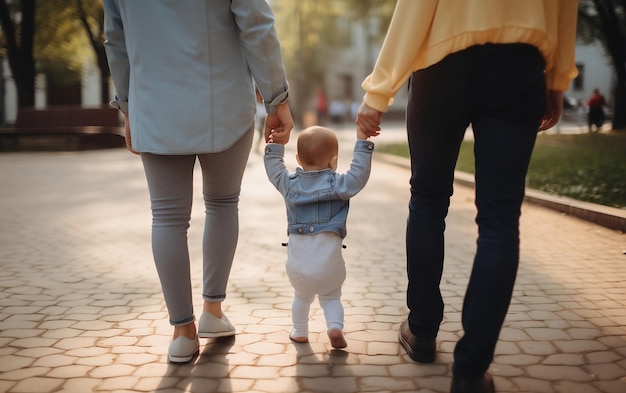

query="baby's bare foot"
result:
[289,329,308,343]
[328,328,347,349]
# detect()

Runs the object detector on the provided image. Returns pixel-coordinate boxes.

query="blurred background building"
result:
[0,0,619,128]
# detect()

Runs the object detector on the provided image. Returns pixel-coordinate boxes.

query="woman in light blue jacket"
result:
[104,0,293,363]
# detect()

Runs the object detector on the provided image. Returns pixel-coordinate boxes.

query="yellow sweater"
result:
[362,0,579,112]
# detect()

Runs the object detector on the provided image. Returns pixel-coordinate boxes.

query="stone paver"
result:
[0,123,625,393]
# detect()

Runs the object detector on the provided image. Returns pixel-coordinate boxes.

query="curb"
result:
[376,152,626,233]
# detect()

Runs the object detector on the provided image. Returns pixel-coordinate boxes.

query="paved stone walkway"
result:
[0,124,625,393]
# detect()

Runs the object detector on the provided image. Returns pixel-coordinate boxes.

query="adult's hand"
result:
[265,102,294,144]
[123,114,140,155]
[538,90,563,131]
[356,102,382,138]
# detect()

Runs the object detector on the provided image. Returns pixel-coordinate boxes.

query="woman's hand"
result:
[265,102,294,144]
[539,90,564,131]
[356,103,382,138]
[123,114,140,155]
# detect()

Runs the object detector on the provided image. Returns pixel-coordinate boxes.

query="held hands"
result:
[538,90,564,132]
[265,102,294,144]
[356,102,382,139]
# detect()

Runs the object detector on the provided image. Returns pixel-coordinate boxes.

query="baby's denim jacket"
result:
[264,140,374,239]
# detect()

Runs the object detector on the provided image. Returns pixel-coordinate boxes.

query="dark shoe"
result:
[450,372,495,393]
[398,320,435,363]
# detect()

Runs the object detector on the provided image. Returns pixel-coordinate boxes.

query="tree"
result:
[271,0,395,125]
[0,0,36,108]
[0,0,107,111]
[76,0,109,104]
[344,0,396,73]
[35,0,87,101]
[35,0,108,105]
[578,0,626,130]
[272,0,343,123]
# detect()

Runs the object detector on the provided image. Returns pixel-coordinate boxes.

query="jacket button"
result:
[309,227,315,232]
[298,228,304,233]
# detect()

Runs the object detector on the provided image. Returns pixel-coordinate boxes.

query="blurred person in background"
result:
[587,88,607,132]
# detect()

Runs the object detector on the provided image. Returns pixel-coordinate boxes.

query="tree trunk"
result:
[14,57,36,108]
[612,82,626,130]
[77,0,110,105]
[592,0,626,130]
[0,0,36,108]
[96,47,110,104]
[19,0,35,108]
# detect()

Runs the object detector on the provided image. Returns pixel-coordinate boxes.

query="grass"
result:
[378,132,626,209]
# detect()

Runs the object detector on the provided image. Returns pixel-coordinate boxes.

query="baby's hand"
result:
[268,126,288,144]
[356,126,369,141]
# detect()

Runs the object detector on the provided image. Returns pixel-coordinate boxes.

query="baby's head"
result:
[296,126,339,171]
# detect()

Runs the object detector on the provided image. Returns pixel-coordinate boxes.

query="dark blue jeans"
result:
[404,44,546,378]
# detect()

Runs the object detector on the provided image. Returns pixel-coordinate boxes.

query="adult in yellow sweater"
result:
[356,1,578,393]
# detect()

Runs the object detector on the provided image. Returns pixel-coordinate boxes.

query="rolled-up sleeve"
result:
[361,0,437,112]
[546,0,579,91]
[103,0,130,114]
[231,0,289,114]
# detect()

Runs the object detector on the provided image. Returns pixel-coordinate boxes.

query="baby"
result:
[264,126,374,348]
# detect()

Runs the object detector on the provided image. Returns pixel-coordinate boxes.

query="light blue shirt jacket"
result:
[104,0,289,154]
[264,140,375,238]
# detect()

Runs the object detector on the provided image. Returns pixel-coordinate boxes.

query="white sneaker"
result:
[168,336,199,363]
[198,312,236,338]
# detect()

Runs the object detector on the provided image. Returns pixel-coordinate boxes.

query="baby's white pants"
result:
[286,232,346,337]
